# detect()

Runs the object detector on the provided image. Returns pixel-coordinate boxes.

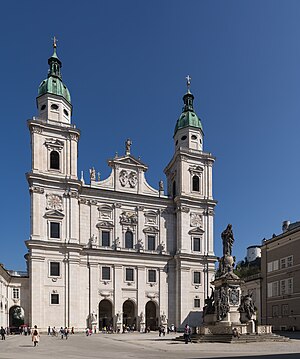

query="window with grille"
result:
[147,235,156,250]
[193,237,201,252]
[50,262,60,277]
[101,231,110,247]
[102,267,111,280]
[194,298,200,308]
[50,222,60,239]
[12,288,20,300]
[192,175,200,192]
[148,269,156,283]
[287,256,293,267]
[50,150,60,170]
[193,272,201,284]
[125,268,134,282]
[125,231,133,249]
[51,293,59,305]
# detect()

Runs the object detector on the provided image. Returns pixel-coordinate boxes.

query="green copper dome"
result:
[37,45,71,104]
[174,91,203,135]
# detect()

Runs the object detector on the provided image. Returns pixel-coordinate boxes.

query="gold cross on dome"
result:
[186,75,192,91]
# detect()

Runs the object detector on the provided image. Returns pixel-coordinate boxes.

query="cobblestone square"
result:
[0,332,300,359]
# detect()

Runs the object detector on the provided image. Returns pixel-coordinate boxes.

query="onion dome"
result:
[174,76,203,135]
[37,38,71,104]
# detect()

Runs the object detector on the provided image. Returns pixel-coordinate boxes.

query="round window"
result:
[181,135,187,141]
[51,104,59,110]
[41,104,46,111]
[63,109,69,117]
[191,135,197,140]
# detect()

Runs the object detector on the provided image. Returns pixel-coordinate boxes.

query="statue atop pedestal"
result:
[200,224,271,337]
[203,224,242,327]
[215,224,239,280]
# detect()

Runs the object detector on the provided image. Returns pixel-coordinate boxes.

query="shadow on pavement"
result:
[275,331,300,340]
[187,355,300,359]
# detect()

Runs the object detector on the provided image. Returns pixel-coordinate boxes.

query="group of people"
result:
[0,325,33,340]
[48,326,75,337]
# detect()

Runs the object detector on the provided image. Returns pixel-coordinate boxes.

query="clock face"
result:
[229,289,239,305]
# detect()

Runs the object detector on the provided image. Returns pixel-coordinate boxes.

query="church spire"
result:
[48,36,62,79]
[182,75,195,112]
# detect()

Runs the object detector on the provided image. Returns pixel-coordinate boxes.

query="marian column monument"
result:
[201,224,265,336]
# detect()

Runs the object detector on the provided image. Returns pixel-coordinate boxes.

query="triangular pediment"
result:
[188,227,205,235]
[143,226,159,233]
[44,210,64,219]
[96,221,114,228]
[108,155,148,170]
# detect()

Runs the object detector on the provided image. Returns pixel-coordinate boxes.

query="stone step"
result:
[175,333,290,343]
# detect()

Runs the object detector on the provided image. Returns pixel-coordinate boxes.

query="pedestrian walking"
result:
[32,325,40,347]
[47,326,51,335]
[184,324,191,344]
[64,327,69,339]
[60,327,64,339]
[0,326,6,340]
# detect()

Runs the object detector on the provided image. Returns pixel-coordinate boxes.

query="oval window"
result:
[181,135,187,141]
[41,104,46,111]
[51,104,59,110]
[63,109,69,116]
[191,135,197,140]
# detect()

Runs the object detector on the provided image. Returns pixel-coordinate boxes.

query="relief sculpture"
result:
[46,194,63,211]
[190,213,202,227]
[120,211,137,225]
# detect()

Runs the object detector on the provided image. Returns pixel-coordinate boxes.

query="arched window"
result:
[125,230,133,249]
[172,181,176,198]
[192,175,200,192]
[50,150,60,170]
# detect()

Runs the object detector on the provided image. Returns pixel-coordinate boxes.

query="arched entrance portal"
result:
[9,306,24,328]
[98,299,113,330]
[145,301,157,330]
[123,300,136,329]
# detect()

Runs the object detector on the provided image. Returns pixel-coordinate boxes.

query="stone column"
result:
[114,203,122,248]
[68,253,80,328]
[137,266,146,332]
[69,191,79,243]
[89,262,99,328]
[30,186,44,240]
[114,265,123,332]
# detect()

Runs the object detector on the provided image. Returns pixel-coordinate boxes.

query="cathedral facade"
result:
[2,43,217,331]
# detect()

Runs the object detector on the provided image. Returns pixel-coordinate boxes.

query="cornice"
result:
[27,118,81,137]
[26,172,82,189]
[164,148,215,174]
[80,186,172,207]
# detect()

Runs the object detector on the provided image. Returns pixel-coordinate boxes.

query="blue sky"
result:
[1,0,300,270]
